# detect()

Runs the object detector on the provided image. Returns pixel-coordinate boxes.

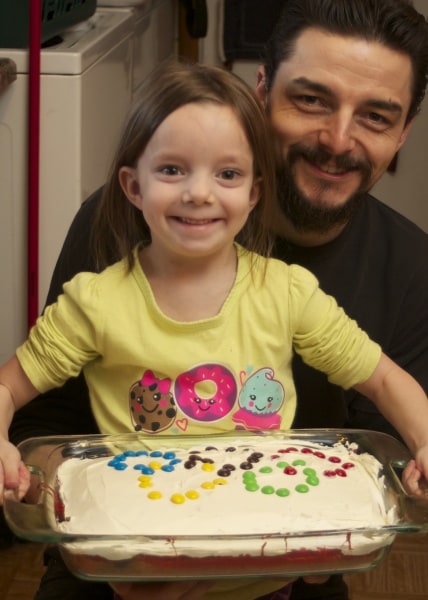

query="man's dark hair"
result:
[263,0,428,122]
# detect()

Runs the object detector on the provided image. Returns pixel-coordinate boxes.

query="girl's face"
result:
[119,102,260,264]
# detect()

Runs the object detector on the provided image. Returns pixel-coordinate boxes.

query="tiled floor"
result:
[345,532,428,599]
[0,540,45,600]
[1,534,428,599]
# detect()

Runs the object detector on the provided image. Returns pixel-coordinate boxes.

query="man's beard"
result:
[277,143,373,234]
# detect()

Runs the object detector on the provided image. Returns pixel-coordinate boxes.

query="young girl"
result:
[0,61,427,600]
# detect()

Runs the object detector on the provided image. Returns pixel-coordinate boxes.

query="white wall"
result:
[200,0,428,233]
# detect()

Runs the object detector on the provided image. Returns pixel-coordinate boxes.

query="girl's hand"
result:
[402,457,428,497]
[0,438,30,504]
[403,445,428,496]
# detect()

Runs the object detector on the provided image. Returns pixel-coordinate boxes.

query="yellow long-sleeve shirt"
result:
[18,245,380,439]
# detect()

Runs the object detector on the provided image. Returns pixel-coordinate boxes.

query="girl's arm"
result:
[0,355,39,499]
[355,352,428,495]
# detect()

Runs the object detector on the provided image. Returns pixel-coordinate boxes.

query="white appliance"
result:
[0,8,136,364]
[101,0,177,99]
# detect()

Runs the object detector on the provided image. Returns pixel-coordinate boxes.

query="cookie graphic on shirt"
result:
[129,370,176,433]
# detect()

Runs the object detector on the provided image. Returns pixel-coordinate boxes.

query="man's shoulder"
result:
[364,195,427,248]
[344,196,428,281]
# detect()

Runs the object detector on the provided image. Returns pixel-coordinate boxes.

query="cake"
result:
[53,435,399,579]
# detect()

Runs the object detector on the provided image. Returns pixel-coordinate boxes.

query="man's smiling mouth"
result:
[317,163,349,175]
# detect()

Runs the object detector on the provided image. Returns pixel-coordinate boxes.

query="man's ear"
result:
[118,166,143,209]
[255,66,268,108]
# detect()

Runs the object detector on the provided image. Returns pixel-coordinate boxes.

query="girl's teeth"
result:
[181,218,212,224]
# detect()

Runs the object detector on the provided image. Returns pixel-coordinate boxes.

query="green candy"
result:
[295,484,310,493]
[303,467,316,476]
[261,485,275,495]
[306,476,319,486]
[276,488,290,497]
[245,482,260,492]
[276,461,288,469]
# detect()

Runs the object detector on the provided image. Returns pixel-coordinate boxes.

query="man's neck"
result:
[274,215,348,247]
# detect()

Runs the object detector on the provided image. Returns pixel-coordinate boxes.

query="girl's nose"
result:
[182,174,214,205]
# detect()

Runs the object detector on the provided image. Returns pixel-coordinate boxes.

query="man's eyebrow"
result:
[287,77,334,97]
[288,77,403,115]
[365,99,403,116]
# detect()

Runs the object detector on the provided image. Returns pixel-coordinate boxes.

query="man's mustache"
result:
[275,142,373,234]
[287,143,373,181]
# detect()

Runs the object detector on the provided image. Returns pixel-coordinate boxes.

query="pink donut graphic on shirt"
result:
[175,363,237,422]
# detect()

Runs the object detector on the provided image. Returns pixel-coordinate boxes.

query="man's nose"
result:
[182,174,214,204]
[318,112,357,155]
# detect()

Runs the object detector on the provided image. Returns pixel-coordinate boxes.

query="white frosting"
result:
[55,439,398,560]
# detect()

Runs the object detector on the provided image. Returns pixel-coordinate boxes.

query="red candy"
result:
[313,451,326,458]
[335,469,347,477]
[323,470,336,477]
[284,466,297,475]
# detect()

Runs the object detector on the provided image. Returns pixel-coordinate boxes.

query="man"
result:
[255,3,428,597]
[8,1,428,599]
[256,0,428,439]
[257,0,428,440]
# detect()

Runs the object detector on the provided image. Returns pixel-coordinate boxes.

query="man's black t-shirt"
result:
[275,194,428,438]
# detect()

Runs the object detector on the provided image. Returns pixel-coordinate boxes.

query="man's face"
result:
[257,28,414,232]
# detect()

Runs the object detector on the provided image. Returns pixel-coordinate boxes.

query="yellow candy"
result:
[148,491,162,500]
[201,482,215,489]
[138,480,153,488]
[149,461,162,470]
[170,493,186,504]
[185,490,199,500]
[138,475,152,482]
[213,478,227,486]
[201,463,215,472]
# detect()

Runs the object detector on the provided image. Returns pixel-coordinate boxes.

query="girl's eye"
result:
[160,165,181,176]
[220,169,239,180]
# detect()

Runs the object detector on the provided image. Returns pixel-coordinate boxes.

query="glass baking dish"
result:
[4,429,428,582]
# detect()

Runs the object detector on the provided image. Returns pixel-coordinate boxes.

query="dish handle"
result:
[389,459,428,531]
[3,464,63,542]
